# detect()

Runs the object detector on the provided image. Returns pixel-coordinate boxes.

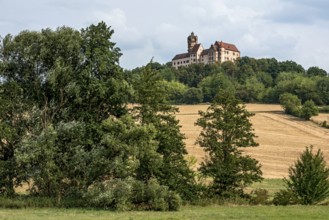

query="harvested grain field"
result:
[175,104,329,178]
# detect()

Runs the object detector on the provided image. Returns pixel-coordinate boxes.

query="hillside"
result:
[176,104,329,178]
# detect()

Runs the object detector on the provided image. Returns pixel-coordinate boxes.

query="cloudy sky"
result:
[1,0,329,71]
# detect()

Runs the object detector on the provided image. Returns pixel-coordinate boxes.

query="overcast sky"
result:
[1,0,329,71]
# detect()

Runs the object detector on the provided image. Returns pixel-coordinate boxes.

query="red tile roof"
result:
[215,41,239,52]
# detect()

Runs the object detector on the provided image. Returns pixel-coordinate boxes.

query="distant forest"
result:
[126,58,329,105]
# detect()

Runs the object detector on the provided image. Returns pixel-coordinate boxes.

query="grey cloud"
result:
[0,0,329,71]
[263,0,329,24]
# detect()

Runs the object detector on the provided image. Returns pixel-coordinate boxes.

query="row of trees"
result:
[0,22,264,210]
[131,59,329,106]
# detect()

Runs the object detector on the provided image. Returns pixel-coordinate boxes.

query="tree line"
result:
[129,57,328,106]
[1,22,329,210]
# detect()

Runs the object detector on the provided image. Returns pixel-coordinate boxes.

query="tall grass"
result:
[0,196,86,209]
[1,206,329,220]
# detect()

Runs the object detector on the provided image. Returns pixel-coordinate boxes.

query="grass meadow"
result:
[1,205,329,220]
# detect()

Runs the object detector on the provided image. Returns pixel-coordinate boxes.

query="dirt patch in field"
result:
[176,104,329,178]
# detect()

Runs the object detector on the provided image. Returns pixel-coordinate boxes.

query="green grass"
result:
[1,179,327,219]
[248,178,285,196]
[1,205,329,220]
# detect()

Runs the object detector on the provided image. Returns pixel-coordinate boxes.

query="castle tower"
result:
[187,32,198,53]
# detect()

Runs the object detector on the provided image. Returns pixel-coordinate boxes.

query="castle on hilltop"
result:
[172,32,240,69]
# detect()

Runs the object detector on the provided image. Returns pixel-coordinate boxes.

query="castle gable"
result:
[190,44,202,54]
[215,41,240,52]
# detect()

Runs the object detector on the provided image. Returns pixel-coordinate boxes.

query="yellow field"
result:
[176,104,329,178]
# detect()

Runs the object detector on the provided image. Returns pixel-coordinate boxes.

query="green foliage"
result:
[174,64,217,87]
[199,72,234,102]
[307,66,327,77]
[158,80,188,104]
[0,82,27,196]
[183,87,204,104]
[125,57,329,106]
[279,93,301,116]
[249,188,270,205]
[316,77,329,105]
[221,61,239,78]
[273,189,298,206]
[300,100,318,120]
[85,178,134,211]
[196,90,262,197]
[85,178,181,211]
[237,76,265,102]
[279,60,305,74]
[96,114,160,181]
[1,22,130,202]
[132,66,198,201]
[275,73,319,104]
[319,106,329,113]
[284,146,329,205]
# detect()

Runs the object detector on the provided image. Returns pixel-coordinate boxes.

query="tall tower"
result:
[187,32,198,53]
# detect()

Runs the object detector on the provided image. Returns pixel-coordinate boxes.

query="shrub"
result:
[283,146,329,205]
[144,179,181,211]
[249,188,270,205]
[273,189,298,206]
[84,178,181,211]
[85,178,133,211]
[279,93,301,116]
[300,100,318,120]
[321,121,329,129]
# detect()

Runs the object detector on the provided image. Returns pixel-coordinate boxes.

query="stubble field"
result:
[176,104,329,178]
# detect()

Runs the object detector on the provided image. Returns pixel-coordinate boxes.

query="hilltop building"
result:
[172,32,240,69]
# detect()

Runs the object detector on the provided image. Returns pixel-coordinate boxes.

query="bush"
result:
[300,100,318,120]
[144,179,181,211]
[273,190,298,206]
[249,188,270,205]
[84,178,181,211]
[321,121,329,129]
[279,93,301,116]
[283,146,329,205]
[84,178,133,211]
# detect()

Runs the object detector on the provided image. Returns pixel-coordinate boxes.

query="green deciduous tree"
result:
[307,66,327,77]
[284,146,329,205]
[183,87,204,104]
[316,77,329,105]
[195,90,262,197]
[132,65,197,200]
[0,82,28,196]
[1,22,131,199]
[279,93,301,116]
[199,72,234,102]
[300,100,318,120]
